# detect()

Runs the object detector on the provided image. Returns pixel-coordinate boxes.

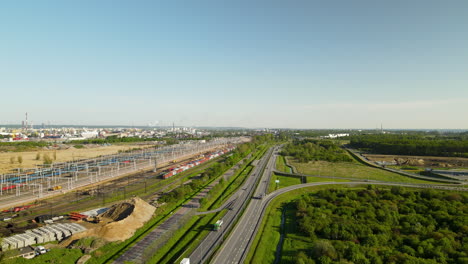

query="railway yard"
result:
[0,137,247,251]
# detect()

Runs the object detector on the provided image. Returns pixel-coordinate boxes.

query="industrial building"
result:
[1,223,86,251]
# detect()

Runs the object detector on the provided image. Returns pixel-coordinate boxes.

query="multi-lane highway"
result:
[210,146,468,264]
[210,146,278,264]
[187,146,277,264]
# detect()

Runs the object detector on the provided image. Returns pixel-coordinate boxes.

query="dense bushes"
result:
[349,134,468,157]
[293,187,468,264]
[0,141,49,152]
[281,140,352,163]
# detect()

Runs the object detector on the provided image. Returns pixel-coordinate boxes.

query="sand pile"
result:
[63,197,155,244]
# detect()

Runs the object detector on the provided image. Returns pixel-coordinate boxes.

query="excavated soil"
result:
[364,154,468,168]
[101,202,135,221]
[62,197,155,245]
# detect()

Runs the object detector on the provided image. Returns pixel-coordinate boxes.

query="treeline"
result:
[68,136,178,145]
[293,187,468,264]
[349,134,468,158]
[281,139,352,163]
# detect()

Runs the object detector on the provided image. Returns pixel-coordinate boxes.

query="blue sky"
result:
[1,1,467,128]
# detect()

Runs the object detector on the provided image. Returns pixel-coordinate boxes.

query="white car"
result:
[36,246,48,254]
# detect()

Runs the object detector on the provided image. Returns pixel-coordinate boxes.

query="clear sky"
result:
[1,1,467,129]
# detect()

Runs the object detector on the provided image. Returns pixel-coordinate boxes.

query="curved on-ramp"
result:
[213,181,468,264]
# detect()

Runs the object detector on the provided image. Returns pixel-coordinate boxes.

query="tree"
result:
[17,156,23,165]
[312,240,337,260]
[35,152,41,160]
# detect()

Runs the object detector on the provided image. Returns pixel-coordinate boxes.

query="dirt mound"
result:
[100,202,135,221]
[366,154,468,168]
[62,197,155,244]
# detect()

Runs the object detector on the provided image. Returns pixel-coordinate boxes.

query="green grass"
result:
[280,203,310,264]
[276,155,291,173]
[2,248,83,264]
[290,157,437,184]
[305,176,350,183]
[268,174,302,193]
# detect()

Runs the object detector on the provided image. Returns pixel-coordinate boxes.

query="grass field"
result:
[267,173,351,194]
[305,176,349,183]
[290,157,438,184]
[268,174,302,193]
[0,144,148,173]
[2,248,83,264]
[276,155,291,173]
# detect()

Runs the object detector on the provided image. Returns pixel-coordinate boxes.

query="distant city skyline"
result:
[1,1,467,129]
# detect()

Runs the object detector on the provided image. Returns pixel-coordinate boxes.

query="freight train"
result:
[162,146,235,179]
[0,142,238,194]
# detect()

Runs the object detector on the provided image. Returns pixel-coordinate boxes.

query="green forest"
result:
[291,187,468,264]
[349,134,468,157]
[281,139,352,163]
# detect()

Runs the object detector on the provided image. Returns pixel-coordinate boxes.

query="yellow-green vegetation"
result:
[305,176,349,183]
[388,165,425,174]
[276,155,291,173]
[2,248,83,264]
[291,158,437,184]
[268,174,302,193]
[267,173,351,193]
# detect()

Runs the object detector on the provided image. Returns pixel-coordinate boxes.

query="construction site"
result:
[0,137,248,260]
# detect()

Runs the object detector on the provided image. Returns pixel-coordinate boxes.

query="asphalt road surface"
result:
[187,146,277,264]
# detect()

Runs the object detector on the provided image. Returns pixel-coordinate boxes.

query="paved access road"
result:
[187,146,277,264]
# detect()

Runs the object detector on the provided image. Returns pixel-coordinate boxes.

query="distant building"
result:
[326,133,349,139]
